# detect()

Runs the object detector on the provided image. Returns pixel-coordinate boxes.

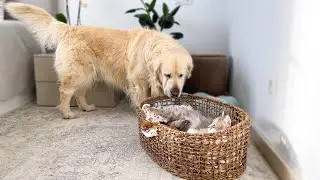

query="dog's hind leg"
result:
[59,76,77,119]
[59,74,95,119]
[75,87,95,112]
[55,47,96,119]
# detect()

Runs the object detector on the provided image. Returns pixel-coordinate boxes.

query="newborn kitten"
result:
[166,118,191,131]
[142,103,231,134]
[156,103,212,132]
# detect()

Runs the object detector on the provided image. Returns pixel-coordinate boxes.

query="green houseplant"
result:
[125,0,183,40]
[55,13,68,24]
[55,0,88,25]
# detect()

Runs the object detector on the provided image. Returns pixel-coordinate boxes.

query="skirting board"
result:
[251,126,302,180]
[0,92,35,116]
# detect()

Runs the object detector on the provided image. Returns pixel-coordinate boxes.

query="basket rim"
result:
[137,93,251,136]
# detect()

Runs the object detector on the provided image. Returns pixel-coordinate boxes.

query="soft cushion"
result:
[0,0,6,20]
[194,92,241,107]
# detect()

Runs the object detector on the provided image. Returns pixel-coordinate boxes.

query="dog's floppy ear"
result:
[186,63,194,79]
[155,62,162,84]
[151,59,162,85]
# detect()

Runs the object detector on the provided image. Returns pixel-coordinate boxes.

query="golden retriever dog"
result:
[6,3,194,119]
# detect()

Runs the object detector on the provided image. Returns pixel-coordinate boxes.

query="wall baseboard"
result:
[0,92,35,116]
[251,126,301,180]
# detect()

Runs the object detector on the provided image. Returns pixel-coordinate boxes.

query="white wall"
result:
[228,0,320,179]
[57,0,228,54]
[14,0,57,14]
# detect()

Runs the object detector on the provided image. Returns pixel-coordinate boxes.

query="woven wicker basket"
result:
[136,94,251,180]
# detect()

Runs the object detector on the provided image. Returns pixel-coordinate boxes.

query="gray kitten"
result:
[156,103,212,132]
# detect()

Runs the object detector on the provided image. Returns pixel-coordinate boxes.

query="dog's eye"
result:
[164,74,171,78]
[179,74,183,78]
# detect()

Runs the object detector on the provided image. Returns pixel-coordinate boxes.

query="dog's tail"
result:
[5,2,69,49]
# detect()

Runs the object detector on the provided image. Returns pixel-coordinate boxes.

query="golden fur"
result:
[5,2,194,119]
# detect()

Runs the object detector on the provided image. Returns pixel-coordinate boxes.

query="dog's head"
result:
[154,51,194,98]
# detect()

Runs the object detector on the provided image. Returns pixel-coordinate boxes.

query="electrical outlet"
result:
[267,79,275,94]
[267,80,273,94]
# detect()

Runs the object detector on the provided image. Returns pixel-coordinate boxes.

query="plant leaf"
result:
[137,14,156,29]
[139,19,156,29]
[125,8,144,13]
[159,15,174,29]
[134,13,148,18]
[174,21,180,25]
[162,3,169,16]
[170,32,184,40]
[170,6,180,16]
[158,16,164,27]
[152,12,159,23]
[139,18,151,28]
[146,2,159,23]
[55,13,67,24]
[148,0,156,12]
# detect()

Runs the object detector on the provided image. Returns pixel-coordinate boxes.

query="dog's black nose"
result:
[170,88,180,97]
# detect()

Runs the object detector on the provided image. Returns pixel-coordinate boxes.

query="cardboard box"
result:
[34,53,124,107]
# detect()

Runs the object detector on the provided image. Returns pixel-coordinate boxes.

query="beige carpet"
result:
[0,100,278,180]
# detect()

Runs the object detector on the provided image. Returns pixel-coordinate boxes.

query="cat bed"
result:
[136,94,251,180]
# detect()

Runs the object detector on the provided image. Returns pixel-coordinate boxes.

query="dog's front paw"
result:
[82,104,96,112]
[62,112,77,119]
